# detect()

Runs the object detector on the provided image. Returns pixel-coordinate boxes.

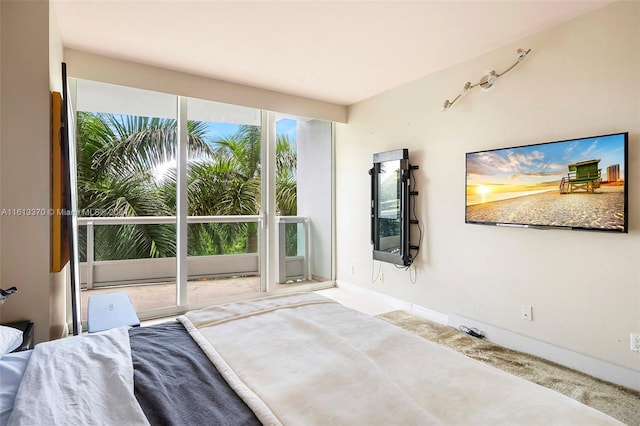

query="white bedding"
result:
[180,292,622,426]
[0,351,31,426]
[3,293,623,425]
[7,327,149,426]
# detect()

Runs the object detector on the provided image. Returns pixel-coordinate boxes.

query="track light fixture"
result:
[441,48,531,112]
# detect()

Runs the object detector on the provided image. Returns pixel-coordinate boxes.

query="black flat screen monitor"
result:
[371,149,411,265]
[466,132,628,233]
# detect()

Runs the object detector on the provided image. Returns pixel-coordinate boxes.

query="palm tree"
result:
[185,125,262,253]
[275,133,297,216]
[188,125,299,254]
[76,112,212,260]
[76,113,298,260]
[275,134,299,256]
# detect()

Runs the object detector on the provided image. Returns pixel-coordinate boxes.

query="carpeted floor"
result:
[377,310,640,426]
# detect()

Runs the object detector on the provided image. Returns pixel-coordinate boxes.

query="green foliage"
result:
[76,113,298,261]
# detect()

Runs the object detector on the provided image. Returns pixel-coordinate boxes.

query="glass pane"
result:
[188,223,257,256]
[186,98,262,305]
[276,116,332,286]
[377,160,401,252]
[77,224,87,263]
[285,222,300,257]
[75,79,177,321]
[93,224,176,260]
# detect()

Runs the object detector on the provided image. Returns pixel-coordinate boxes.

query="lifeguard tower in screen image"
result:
[560,159,601,194]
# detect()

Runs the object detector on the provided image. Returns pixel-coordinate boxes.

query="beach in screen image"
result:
[466,186,625,230]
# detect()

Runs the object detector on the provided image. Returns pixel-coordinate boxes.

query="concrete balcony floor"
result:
[80,277,315,322]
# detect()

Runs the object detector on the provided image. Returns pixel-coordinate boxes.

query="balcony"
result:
[78,215,323,322]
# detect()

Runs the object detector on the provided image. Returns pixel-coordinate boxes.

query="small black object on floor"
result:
[459,325,485,339]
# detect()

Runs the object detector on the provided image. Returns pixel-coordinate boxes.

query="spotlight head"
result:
[479,71,497,91]
[441,100,451,112]
[487,70,497,85]
[516,48,528,62]
[461,81,472,96]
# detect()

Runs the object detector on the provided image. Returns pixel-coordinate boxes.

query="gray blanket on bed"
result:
[129,321,260,426]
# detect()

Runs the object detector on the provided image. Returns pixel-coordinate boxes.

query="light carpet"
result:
[377,310,640,426]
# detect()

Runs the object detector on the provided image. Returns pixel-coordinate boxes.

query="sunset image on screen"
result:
[465,133,626,231]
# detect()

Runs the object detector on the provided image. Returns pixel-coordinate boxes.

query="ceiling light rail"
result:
[441,48,531,112]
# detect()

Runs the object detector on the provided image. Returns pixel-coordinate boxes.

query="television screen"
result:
[371,149,411,265]
[465,132,628,233]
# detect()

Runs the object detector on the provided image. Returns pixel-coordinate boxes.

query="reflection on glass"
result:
[377,160,401,253]
[78,225,87,262]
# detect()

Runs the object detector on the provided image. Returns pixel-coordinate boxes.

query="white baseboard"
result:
[335,280,640,391]
[409,304,449,325]
[448,314,640,392]
[335,280,448,324]
[335,280,412,311]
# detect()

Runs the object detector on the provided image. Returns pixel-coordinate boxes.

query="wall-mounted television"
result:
[370,149,412,265]
[466,132,628,233]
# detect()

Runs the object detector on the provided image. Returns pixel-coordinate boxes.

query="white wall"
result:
[297,119,333,281]
[0,0,51,340]
[336,1,639,373]
[64,49,347,123]
[0,0,66,341]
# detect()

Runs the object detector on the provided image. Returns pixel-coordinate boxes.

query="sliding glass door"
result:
[273,115,333,289]
[72,78,334,324]
[185,98,263,307]
[73,79,178,322]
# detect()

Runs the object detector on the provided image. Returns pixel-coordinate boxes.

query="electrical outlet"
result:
[521,305,532,321]
[631,333,640,352]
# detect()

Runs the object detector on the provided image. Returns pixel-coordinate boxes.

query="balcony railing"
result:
[77,215,310,289]
[276,216,311,284]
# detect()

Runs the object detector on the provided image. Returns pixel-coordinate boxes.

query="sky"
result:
[204,118,297,142]
[87,112,298,145]
[466,133,626,192]
[144,117,298,181]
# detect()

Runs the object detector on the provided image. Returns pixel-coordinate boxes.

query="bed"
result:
[0,292,623,425]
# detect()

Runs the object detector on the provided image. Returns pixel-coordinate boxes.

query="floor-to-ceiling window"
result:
[274,115,333,288]
[185,97,263,307]
[74,79,179,322]
[71,78,334,324]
